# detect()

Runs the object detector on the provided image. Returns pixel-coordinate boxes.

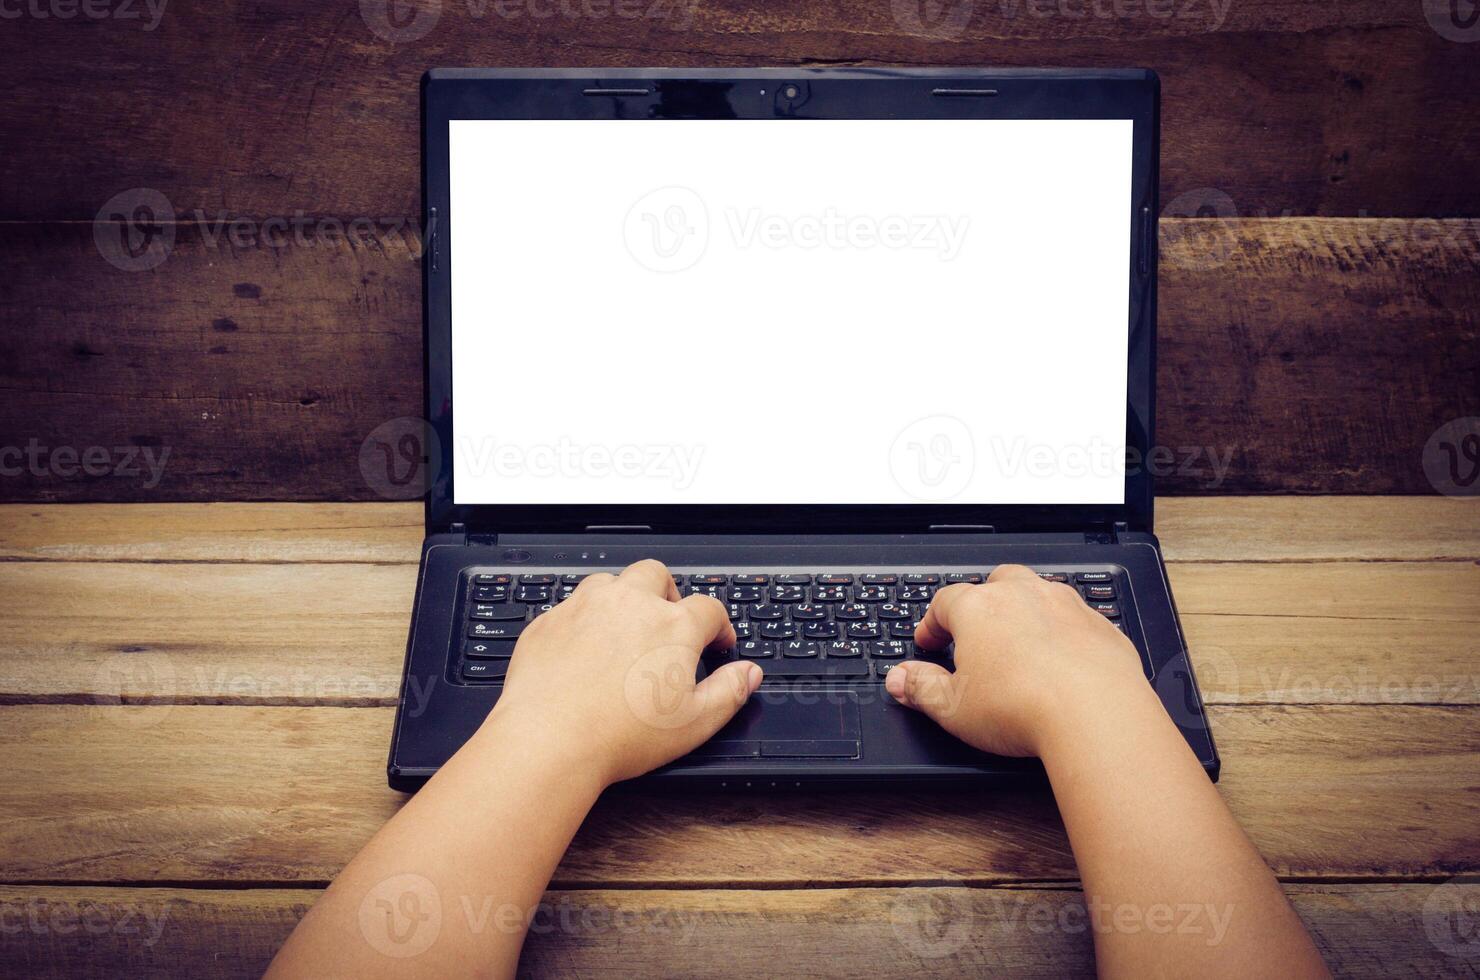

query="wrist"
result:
[467,704,612,800]
[1032,667,1165,763]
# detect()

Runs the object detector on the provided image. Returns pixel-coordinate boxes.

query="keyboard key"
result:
[473,573,512,585]
[469,620,526,640]
[775,573,812,585]
[813,585,848,603]
[904,573,941,584]
[1077,571,1113,583]
[690,574,727,585]
[846,621,882,640]
[1089,602,1121,618]
[731,573,769,585]
[729,585,764,603]
[860,573,898,585]
[899,586,933,602]
[726,603,746,622]
[469,603,527,621]
[1084,584,1117,600]
[518,574,556,585]
[825,640,866,658]
[877,603,911,620]
[834,604,868,621]
[945,573,983,584]
[462,659,510,681]
[817,573,853,585]
[758,659,868,679]
[733,622,754,641]
[889,620,918,639]
[1038,572,1070,584]
[781,640,821,658]
[790,603,826,621]
[771,584,807,603]
[760,622,799,640]
[874,661,900,680]
[464,639,516,659]
[684,584,727,601]
[857,585,891,602]
[514,585,551,603]
[871,640,909,659]
[738,640,777,659]
[802,621,840,640]
[472,584,510,602]
[556,585,576,602]
[749,603,785,621]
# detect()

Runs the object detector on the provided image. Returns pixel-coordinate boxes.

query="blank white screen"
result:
[450,118,1131,505]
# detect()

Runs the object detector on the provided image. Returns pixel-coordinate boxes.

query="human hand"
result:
[478,559,762,787]
[884,564,1148,758]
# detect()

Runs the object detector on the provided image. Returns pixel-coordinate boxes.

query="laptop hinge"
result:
[585,524,655,533]
[1085,521,1129,544]
[449,522,468,543]
[929,524,995,533]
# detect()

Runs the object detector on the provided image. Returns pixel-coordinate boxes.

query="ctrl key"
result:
[461,659,510,682]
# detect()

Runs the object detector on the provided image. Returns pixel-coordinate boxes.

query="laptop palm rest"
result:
[686,692,861,760]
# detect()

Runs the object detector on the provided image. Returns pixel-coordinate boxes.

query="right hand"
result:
[884,564,1148,758]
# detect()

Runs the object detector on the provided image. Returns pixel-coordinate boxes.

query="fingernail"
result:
[884,665,906,700]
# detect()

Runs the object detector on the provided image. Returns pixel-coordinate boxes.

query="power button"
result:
[501,548,532,563]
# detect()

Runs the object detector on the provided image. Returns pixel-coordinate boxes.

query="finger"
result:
[571,571,616,596]
[915,583,975,650]
[676,593,737,651]
[987,563,1040,584]
[883,660,964,730]
[617,559,679,601]
[690,660,763,741]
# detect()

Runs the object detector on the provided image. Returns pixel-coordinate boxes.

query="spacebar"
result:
[758,660,869,679]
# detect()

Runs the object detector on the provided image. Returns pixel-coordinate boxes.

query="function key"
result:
[1076,571,1113,584]
[860,573,898,585]
[690,573,728,585]
[519,573,556,585]
[775,573,813,585]
[561,573,588,585]
[1037,572,1071,584]
[473,573,512,585]
[731,573,770,585]
[903,573,941,585]
[817,573,854,585]
[945,573,983,584]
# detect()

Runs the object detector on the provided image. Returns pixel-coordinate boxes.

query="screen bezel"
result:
[422,68,1158,535]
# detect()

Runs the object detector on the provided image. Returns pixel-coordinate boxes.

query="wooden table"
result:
[0,497,1477,976]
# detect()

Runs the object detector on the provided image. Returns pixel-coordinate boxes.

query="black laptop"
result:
[386,67,1219,790]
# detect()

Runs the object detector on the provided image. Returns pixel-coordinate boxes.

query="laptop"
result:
[386,67,1220,790]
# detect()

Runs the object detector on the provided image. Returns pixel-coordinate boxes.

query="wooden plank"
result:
[0,704,1475,886]
[0,882,1468,979]
[3,219,1477,501]
[2,498,1475,564]
[0,556,1475,706]
[0,4,1476,218]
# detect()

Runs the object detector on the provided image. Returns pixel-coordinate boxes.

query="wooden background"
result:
[1,2,1478,502]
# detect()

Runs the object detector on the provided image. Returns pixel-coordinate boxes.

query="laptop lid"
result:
[421,68,1158,536]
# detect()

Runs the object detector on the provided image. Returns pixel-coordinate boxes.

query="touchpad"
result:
[685,692,861,760]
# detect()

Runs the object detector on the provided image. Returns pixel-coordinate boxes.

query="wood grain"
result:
[3,219,1477,501]
[2,497,1476,564]
[0,883,1469,979]
[0,704,1475,886]
[0,2,1475,218]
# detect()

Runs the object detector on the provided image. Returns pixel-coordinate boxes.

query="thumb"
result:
[885,661,965,731]
[689,660,762,741]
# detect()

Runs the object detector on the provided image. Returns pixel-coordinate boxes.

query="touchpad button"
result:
[709,692,861,760]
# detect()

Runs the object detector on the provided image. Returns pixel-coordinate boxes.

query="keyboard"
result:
[454,567,1134,685]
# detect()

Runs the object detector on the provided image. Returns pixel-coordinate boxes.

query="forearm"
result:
[267,710,604,979]
[1039,678,1327,979]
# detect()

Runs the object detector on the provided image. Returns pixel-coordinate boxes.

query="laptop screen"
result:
[448,118,1133,506]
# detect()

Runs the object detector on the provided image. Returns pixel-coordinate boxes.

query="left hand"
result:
[479,559,762,787]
